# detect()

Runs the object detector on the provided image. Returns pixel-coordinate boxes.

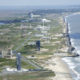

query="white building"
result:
[42,18,51,23]
[31,13,41,18]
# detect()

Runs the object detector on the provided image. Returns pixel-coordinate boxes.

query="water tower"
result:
[16,53,21,71]
[36,40,40,51]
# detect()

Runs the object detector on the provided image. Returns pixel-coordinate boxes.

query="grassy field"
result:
[0,58,37,72]
[0,71,55,80]
[0,11,68,80]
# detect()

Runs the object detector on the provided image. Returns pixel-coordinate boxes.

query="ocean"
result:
[0,23,5,25]
[63,14,80,80]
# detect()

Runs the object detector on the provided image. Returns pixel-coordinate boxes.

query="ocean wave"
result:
[62,58,76,69]
[62,57,80,80]
[64,13,80,80]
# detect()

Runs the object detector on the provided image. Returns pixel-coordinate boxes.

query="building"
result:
[30,13,41,18]
[0,49,14,58]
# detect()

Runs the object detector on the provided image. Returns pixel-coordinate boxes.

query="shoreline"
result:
[64,15,79,56]
[45,15,77,80]
[44,57,73,80]
[62,13,80,80]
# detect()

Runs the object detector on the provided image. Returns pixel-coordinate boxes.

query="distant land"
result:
[0,5,80,23]
[0,5,80,10]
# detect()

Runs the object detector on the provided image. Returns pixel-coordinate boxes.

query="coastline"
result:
[65,13,80,56]
[62,13,80,80]
[48,15,74,80]
[47,14,77,80]
[44,57,73,80]
[64,14,79,56]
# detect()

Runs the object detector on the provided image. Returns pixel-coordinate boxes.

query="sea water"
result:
[63,14,80,80]
[0,22,5,25]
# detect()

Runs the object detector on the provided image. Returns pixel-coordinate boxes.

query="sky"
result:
[0,0,80,6]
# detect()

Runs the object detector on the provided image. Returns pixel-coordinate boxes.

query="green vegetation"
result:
[19,45,36,54]
[0,11,67,80]
[0,71,55,80]
[0,58,36,70]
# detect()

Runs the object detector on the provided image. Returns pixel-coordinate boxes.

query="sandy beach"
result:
[44,56,73,80]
